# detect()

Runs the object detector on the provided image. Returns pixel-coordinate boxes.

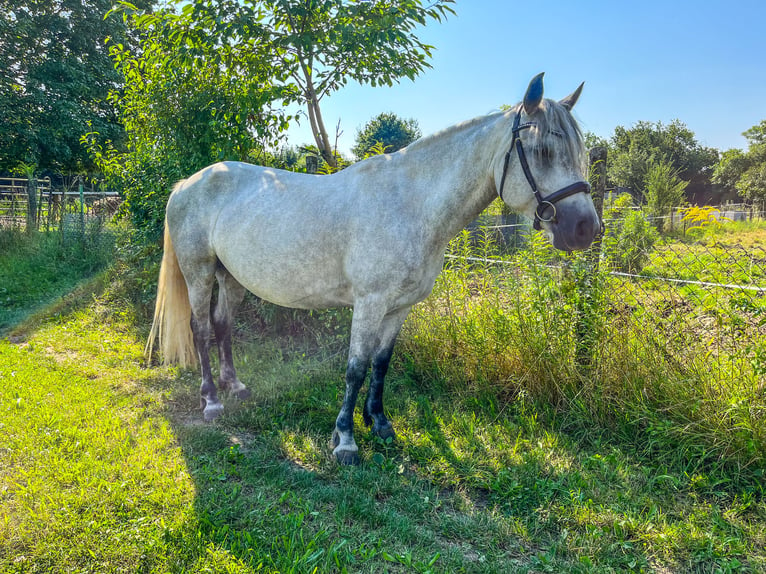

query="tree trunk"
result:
[306,92,335,168]
[299,57,336,169]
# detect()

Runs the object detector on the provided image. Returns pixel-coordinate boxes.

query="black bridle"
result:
[497,112,592,231]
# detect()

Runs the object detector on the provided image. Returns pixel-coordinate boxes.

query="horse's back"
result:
[166,162,359,308]
[166,160,441,311]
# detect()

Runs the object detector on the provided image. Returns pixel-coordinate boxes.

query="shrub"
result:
[643,160,688,230]
[602,194,659,274]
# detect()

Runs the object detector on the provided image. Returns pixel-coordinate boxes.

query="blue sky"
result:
[284,0,766,157]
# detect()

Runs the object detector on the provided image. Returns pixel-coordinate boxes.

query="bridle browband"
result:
[497,112,591,231]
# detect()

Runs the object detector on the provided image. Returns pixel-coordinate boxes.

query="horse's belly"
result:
[217,249,353,310]
[249,282,353,310]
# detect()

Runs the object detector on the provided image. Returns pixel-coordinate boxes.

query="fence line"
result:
[0,177,120,233]
[444,147,766,389]
[608,271,766,293]
[445,254,766,293]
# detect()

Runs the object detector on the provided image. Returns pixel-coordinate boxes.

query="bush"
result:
[643,160,688,230]
[604,209,659,274]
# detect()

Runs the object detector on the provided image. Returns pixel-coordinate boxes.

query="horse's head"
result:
[496,73,600,251]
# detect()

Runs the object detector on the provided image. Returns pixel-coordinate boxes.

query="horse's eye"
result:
[540,146,554,162]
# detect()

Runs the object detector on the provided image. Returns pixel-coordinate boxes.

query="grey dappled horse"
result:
[146,73,600,465]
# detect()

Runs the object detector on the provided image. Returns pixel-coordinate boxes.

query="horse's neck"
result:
[410,113,507,247]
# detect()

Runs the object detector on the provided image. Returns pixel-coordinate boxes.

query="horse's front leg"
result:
[363,308,410,441]
[332,298,386,465]
[332,355,369,465]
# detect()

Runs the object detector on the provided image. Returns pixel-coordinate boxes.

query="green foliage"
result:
[582,130,609,150]
[743,119,766,146]
[606,209,660,273]
[713,120,766,202]
[352,112,422,160]
[362,141,392,159]
[738,162,766,201]
[159,0,453,168]
[263,0,454,166]
[643,160,689,228]
[0,0,148,172]
[84,2,290,243]
[713,148,750,191]
[607,119,718,199]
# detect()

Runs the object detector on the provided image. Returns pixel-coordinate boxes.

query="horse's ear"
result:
[559,82,584,111]
[523,72,545,115]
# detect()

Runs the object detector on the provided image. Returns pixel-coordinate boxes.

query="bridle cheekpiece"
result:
[497,112,591,231]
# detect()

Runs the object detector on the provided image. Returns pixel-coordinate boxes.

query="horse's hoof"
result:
[374,422,396,441]
[331,429,360,465]
[335,450,360,466]
[202,400,224,421]
[233,387,251,400]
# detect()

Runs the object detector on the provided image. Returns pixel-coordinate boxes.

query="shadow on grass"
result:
[144,329,762,573]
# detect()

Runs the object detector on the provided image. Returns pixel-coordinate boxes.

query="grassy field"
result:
[2,226,766,572]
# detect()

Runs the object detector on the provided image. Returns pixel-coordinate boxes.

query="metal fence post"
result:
[575,147,608,373]
[79,179,85,243]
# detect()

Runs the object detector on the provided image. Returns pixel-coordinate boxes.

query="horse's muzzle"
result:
[549,211,601,252]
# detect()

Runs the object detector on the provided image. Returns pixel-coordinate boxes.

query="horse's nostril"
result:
[576,218,594,241]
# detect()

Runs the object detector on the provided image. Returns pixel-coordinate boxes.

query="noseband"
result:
[497,112,591,230]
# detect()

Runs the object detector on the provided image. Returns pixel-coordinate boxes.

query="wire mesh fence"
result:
[0,177,121,253]
[429,154,766,416]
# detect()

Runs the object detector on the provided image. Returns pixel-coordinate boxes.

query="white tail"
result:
[145,219,198,367]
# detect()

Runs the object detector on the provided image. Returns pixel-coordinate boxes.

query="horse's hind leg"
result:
[213,267,249,400]
[363,307,410,441]
[185,265,223,421]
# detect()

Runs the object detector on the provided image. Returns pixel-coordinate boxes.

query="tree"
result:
[264,0,454,167]
[713,149,749,193]
[607,120,718,202]
[713,120,766,203]
[0,0,148,173]
[88,0,454,240]
[352,112,421,159]
[84,2,290,241]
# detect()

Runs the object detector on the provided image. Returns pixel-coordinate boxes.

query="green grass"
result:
[1,280,765,572]
[0,228,113,333]
[2,223,766,572]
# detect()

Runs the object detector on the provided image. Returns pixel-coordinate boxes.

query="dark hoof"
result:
[331,429,360,465]
[202,398,224,421]
[233,388,252,400]
[335,450,360,466]
[374,422,396,441]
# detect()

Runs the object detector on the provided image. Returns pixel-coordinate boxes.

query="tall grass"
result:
[402,224,766,483]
